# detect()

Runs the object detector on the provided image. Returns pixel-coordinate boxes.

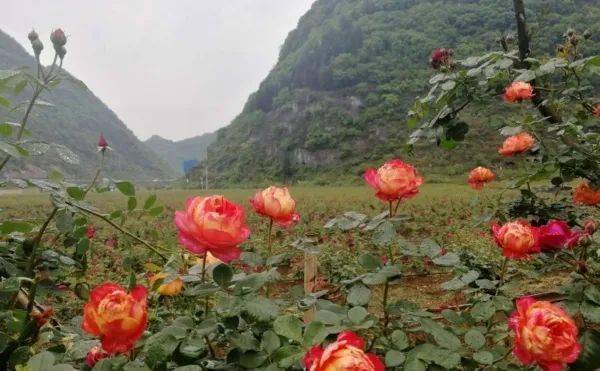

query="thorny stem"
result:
[65,201,168,260]
[199,251,216,358]
[83,151,105,197]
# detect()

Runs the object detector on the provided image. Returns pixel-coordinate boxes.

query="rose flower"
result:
[468,166,496,190]
[304,331,384,371]
[250,186,300,227]
[498,132,535,156]
[364,159,423,202]
[492,220,540,259]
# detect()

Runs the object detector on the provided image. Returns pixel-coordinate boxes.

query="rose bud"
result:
[250,186,300,227]
[85,225,96,239]
[303,331,384,371]
[97,134,110,152]
[82,282,148,354]
[538,220,583,250]
[492,220,540,259]
[364,159,423,202]
[148,272,183,296]
[174,195,250,262]
[50,28,67,48]
[584,219,598,235]
[57,45,67,60]
[593,104,600,118]
[468,166,496,190]
[31,39,44,57]
[498,132,535,156]
[85,346,108,368]
[28,29,39,42]
[430,48,452,69]
[509,297,581,371]
[503,81,534,103]
[573,181,600,206]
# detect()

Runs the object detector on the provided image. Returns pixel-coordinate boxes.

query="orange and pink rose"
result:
[174,195,250,262]
[498,132,535,156]
[503,81,534,103]
[364,159,423,202]
[250,186,300,227]
[492,220,540,259]
[303,331,384,371]
[509,297,581,371]
[82,283,148,354]
[468,166,496,190]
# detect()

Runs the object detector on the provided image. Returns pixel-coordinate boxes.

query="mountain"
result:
[0,29,175,181]
[144,133,216,175]
[195,0,600,186]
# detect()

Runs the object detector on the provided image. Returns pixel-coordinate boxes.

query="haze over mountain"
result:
[0,29,174,180]
[193,0,600,186]
[145,133,216,175]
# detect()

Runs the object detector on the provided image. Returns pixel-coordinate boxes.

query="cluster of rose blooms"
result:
[78,53,599,369]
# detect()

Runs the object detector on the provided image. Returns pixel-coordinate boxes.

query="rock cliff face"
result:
[0,29,174,180]
[189,0,600,186]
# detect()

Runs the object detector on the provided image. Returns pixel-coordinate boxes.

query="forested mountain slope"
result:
[145,133,216,175]
[196,0,600,186]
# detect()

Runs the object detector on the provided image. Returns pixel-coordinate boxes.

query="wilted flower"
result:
[250,186,300,227]
[503,81,534,103]
[82,283,148,354]
[364,159,423,202]
[498,132,535,156]
[430,48,453,69]
[174,195,250,262]
[303,331,384,371]
[538,220,583,250]
[468,166,495,190]
[509,297,581,371]
[149,272,183,296]
[97,134,109,152]
[593,104,600,118]
[85,346,108,368]
[573,182,600,206]
[584,219,598,235]
[31,306,54,327]
[50,28,67,47]
[492,220,540,259]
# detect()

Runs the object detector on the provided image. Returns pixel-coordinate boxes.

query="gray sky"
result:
[0,0,314,141]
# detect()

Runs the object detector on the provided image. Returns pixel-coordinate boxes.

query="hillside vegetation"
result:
[0,30,175,180]
[196,0,600,186]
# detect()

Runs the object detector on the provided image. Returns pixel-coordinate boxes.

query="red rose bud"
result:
[430,48,453,69]
[509,297,581,370]
[97,134,109,152]
[85,225,96,239]
[28,29,39,42]
[85,346,108,368]
[538,220,583,250]
[50,28,67,47]
[593,104,600,118]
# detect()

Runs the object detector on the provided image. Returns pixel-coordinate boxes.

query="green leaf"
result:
[465,329,486,350]
[0,141,25,158]
[584,285,600,305]
[67,186,85,201]
[213,263,233,288]
[244,295,279,321]
[471,301,496,321]
[0,277,22,293]
[432,252,460,266]
[314,310,341,325]
[391,330,409,350]
[419,318,461,350]
[116,181,135,196]
[303,321,328,347]
[239,351,268,368]
[573,329,600,370]
[0,123,14,137]
[231,331,259,351]
[271,345,304,368]
[143,194,157,209]
[273,315,302,342]
[0,221,33,234]
[149,206,164,217]
[127,197,137,211]
[373,220,395,246]
[261,330,281,354]
[358,253,381,270]
[347,306,368,324]
[385,350,406,367]
[581,301,600,323]
[473,350,494,364]
[347,284,371,306]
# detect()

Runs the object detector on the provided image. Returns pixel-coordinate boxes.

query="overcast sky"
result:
[0,1,314,141]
